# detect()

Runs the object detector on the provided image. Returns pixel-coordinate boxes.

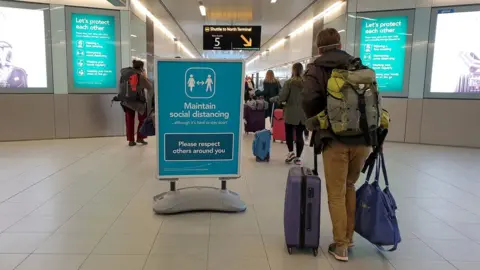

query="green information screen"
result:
[71,13,116,88]
[359,16,408,92]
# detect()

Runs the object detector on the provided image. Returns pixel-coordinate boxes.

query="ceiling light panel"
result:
[247,0,346,66]
[130,0,196,58]
[199,4,206,16]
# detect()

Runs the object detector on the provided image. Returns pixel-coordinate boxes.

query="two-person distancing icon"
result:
[187,74,214,92]
[185,67,216,99]
[206,75,213,92]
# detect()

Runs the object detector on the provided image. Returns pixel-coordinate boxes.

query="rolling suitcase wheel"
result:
[287,247,293,254]
[313,248,318,257]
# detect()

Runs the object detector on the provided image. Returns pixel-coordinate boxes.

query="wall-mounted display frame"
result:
[0,0,53,94]
[354,10,415,98]
[425,5,480,99]
[65,7,121,94]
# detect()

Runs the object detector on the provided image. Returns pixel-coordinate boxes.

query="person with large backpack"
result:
[302,28,385,262]
[114,60,153,146]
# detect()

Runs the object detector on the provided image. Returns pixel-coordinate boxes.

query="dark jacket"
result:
[257,80,281,118]
[277,77,306,125]
[262,80,281,102]
[303,49,367,146]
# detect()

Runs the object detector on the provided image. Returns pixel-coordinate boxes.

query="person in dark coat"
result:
[258,70,281,124]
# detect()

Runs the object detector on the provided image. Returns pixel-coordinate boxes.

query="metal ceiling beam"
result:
[107,0,127,6]
[246,0,318,59]
[158,0,202,56]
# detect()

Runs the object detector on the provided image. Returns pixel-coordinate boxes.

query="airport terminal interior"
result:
[2,0,480,269]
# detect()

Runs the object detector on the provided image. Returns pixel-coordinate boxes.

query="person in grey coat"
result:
[271,62,307,165]
[120,60,153,146]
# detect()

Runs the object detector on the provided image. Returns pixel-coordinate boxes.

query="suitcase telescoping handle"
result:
[270,102,275,122]
[306,202,312,231]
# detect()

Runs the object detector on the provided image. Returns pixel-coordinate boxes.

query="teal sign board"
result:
[156,60,244,178]
[359,16,408,92]
[71,13,116,88]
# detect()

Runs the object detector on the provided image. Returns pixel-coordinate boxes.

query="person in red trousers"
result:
[121,60,153,146]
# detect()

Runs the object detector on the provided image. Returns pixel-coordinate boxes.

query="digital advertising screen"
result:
[359,16,408,93]
[0,6,47,89]
[71,13,117,89]
[430,10,480,94]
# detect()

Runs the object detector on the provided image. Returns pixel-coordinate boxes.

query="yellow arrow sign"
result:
[240,35,252,47]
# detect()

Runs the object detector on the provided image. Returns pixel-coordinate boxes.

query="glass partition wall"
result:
[425,5,480,99]
[0,0,53,93]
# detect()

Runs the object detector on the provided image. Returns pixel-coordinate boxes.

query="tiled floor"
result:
[1,136,480,269]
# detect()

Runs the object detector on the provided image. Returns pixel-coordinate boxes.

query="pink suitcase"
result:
[272,109,286,142]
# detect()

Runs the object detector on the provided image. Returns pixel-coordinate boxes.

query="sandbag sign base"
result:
[153,180,246,214]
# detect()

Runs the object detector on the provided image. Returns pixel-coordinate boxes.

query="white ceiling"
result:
[160,0,317,59]
[12,0,124,9]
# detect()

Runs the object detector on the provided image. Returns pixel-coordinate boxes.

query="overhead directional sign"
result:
[203,25,261,51]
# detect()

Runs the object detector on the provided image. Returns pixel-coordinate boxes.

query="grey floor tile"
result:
[382,239,444,261]
[425,239,480,262]
[150,234,209,257]
[35,233,104,254]
[79,255,146,270]
[405,222,468,241]
[208,256,270,270]
[0,233,50,253]
[0,203,41,217]
[6,215,70,233]
[15,254,87,270]
[209,210,260,235]
[0,254,28,270]
[453,223,480,242]
[208,234,266,259]
[143,255,207,270]
[159,213,211,235]
[389,260,457,270]
[451,262,480,270]
[4,136,480,270]
[268,255,333,270]
[92,232,156,255]
[326,258,395,270]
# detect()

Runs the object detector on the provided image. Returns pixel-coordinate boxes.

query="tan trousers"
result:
[323,143,370,248]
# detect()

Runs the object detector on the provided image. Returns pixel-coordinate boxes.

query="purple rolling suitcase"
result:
[244,105,266,133]
[284,165,321,256]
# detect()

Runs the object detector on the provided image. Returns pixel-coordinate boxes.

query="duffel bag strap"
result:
[380,152,390,187]
[375,152,399,252]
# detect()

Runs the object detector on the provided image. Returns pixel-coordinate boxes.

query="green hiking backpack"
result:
[314,59,386,144]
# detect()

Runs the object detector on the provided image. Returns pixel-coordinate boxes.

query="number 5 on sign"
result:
[214,37,220,47]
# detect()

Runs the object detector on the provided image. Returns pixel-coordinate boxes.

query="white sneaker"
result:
[285,152,296,164]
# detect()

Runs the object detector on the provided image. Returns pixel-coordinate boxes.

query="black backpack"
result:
[113,67,145,103]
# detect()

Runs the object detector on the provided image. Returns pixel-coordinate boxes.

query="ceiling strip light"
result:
[289,1,345,38]
[131,0,196,58]
[269,38,287,51]
[199,5,207,16]
[199,1,207,16]
[178,41,196,58]
[246,55,260,66]
[247,0,345,66]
